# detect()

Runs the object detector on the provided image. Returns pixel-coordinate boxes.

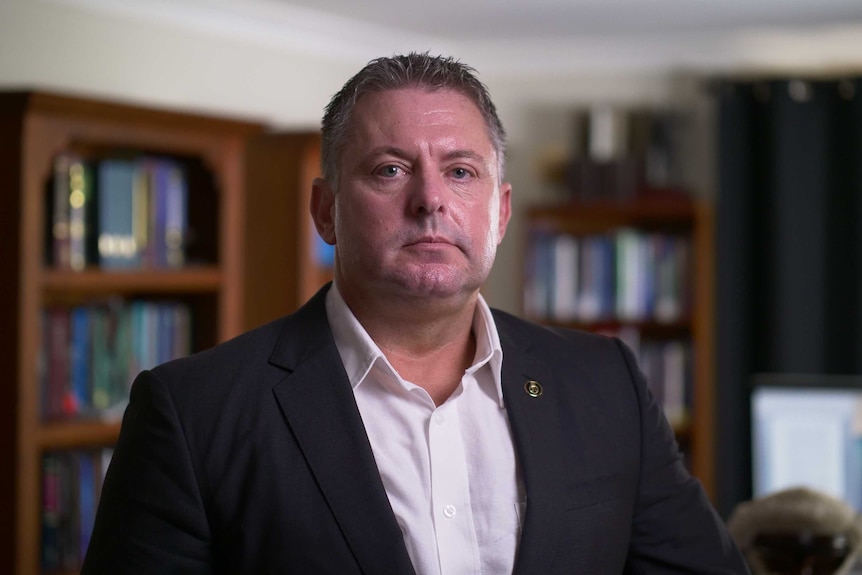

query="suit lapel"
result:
[496,316,582,575]
[270,287,415,575]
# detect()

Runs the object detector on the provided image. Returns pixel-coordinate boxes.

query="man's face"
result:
[312,87,511,309]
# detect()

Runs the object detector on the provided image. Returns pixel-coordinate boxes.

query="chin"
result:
[388,269,483,301]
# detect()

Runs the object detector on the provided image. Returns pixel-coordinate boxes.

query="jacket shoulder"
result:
[151,316,288,386]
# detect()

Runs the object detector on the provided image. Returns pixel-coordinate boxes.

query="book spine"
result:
[78,451,97,562]
[41,453,61,570]
[551,234,579,322]
[52,155,72,269]
[90,307,110,411]
[166,163,188,268]
[152,161,169,267]
[662,340,689,427]
[58,451,79,569]
[132,159,152,269]
[67,159,90,271]
[45,308,72,420]
[98,160,137,269]
[69,307,91,416]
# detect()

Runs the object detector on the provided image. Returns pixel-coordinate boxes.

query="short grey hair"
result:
[320,52,507,189]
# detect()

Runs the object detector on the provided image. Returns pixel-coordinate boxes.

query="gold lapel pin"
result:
[524,380,543,398]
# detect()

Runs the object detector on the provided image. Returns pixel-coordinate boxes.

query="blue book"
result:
[164,162,188,268]
[97,160,137,269]
[69,307,91,414]
[151,161,170,268]
[78,452,96,561]
[157,303,172,365]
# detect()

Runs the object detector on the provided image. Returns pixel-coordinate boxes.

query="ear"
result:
[310,177,337,245]
[496,182,512,244]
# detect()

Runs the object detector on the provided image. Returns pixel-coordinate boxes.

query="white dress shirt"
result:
[326,285,525,575]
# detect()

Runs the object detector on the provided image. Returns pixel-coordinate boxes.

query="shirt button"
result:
[434,413,446,425]
[443,505,456,518]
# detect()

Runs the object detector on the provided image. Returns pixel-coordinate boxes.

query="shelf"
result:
[528,193,697,234]
[37,419,122,450]
[42,267,222,295]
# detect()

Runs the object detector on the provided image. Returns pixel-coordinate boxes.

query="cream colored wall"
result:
[0,0,359,127]
[0,0,708,314]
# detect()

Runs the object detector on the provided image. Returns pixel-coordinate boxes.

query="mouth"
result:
[406,236,454,247]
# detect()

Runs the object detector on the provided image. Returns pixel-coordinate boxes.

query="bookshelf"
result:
[0,91,262,575]
[243,132,333,330]
[522,191,716,498]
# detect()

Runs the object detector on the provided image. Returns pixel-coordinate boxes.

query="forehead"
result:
[348,87,491,145]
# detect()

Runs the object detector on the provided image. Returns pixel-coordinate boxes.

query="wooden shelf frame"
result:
[41,267,223,294]
[1,91,262,575]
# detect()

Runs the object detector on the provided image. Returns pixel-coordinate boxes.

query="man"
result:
[83,53,749,574]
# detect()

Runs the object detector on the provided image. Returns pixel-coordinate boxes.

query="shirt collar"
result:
[325,283,505,407]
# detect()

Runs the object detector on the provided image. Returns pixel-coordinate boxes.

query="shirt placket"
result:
[428,399,480,574]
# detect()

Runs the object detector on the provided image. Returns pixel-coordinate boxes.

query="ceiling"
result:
[60,0,862,75]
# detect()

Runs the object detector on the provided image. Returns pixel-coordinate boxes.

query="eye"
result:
[376,165,403,178]
[450,167,472,180]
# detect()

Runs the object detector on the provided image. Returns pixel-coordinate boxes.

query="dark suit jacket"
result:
[82,285,748,574]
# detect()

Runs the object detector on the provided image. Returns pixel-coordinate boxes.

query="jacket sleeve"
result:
[81,369,213,575]
[614,339,750,574]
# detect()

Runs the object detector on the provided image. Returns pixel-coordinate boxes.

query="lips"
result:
[408,236,452,246]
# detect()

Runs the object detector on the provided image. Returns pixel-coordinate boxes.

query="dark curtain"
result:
[715,78,862,517]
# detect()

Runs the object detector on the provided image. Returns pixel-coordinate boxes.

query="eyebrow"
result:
[366,146,489,165]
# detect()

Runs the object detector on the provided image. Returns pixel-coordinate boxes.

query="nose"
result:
[408,169,447,216]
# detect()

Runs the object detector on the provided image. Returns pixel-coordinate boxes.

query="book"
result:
[576,236,601,321]
[41,453,61,570]
[52,155,72,268]
[132,159,152,268]
[69,307,91,415]
[662,340,689,427]
[615,229,641,321]
[90,307,111,412]
[97,160,137,269]
[164,161,188,268]
[173,304,192,359]
[67,159,96,271]
[41,449,108,571]
[551,234,579,321]
[57,452,79,569]
[523,231,553,319]
[45,307,72,420]
[78,452,97,561]
[107,300,132,409]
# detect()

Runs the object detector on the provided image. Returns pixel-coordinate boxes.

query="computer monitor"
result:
[751,374,862,511]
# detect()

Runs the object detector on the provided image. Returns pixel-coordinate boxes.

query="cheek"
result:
[334,199,392,256]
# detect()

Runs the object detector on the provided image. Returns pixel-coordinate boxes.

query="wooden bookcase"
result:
[242,132,332,331]
[522,192,716,499]
[0,91,262,575]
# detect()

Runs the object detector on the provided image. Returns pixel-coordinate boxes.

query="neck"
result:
[381,329,476,406]
[339,284,480,405]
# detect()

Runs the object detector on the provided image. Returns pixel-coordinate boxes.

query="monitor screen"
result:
[751,374,862,511]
